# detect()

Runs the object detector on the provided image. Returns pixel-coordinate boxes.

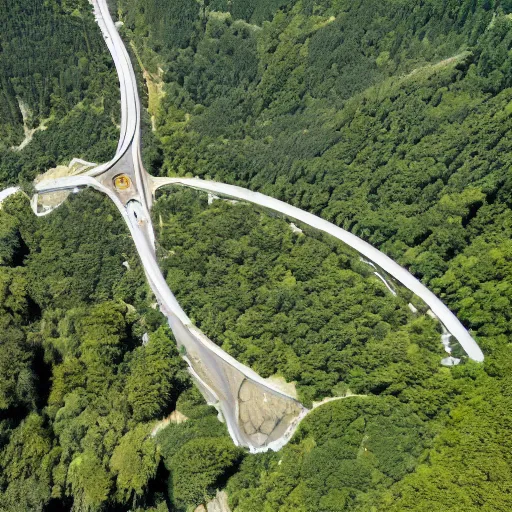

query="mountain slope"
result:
[117,0,512,509]
[0,0,120,185]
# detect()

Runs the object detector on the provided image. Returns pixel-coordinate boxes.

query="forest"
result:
[119,0,512,509]
[0,190,247,511]
[151,187,512,511]
[0,0,120,185]
[1,0,512,510]
[153,187,446,406]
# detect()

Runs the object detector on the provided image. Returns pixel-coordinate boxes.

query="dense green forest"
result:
[118,0,512,363]
[2,187,509,511]
[151,187,512,511]
[117,0,512,509]
[2,0,512,510]
[153,187,447,406]
[117,0,512,375]
[0,0,119,185]
[0,191,245,511]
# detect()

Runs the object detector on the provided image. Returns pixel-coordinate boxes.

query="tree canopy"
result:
[3,0,512,509]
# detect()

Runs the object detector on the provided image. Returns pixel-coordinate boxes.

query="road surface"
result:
[0,187,20,204]
[153,177,485,363]
[34,175,305,452]
[87,0,153,217]
[30,2,307,452]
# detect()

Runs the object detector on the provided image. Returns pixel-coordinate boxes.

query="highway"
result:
[33,5,305,454]
[87,0,153,215]
[153,177,485,363]
[34,175,305,452]
[87,0,135,167]
[4,0,484,452]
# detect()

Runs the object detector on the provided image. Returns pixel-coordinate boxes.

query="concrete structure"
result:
[0,187,20,205]
[152,177,484,363]
[28,0,307,453]
[34,174,306,452]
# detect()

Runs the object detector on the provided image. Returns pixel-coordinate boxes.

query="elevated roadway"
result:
[0,187,20,204]
[17,0,484,453]
[34,175,306,452]
[153,177,484,363]
[30,2,308,451]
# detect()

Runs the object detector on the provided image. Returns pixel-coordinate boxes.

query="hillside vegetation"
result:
[119,0,512,358]
[120,0,512,509]
[0,191,245,511]
[151,187,512,511]
[153,187,446,407]
[0,0,120,185]
[1,0,512,510]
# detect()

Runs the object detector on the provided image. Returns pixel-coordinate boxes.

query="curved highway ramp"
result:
[12,0,484,454]
[152,177,484,363]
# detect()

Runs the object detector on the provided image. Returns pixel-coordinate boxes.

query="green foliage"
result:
[0,0,119,185]
[67,450,112,510]
[0,414,55,511]
[134,504,169,512]
[209,0,293,24]
[13,189,141,310]
[3,0,512,509]
[125,0,512,507]
[0,212,23,266]
[0,191,191,510]
[120,0,199,50]
[0,327,35,412]
[153,188,444,405]
[227,396,429,512]
[110,424,160,503]
[132,0,512,359]
[157,389,228,462]
[170,437,243,508]
[382,372,512,511]
[155,388,239,509]
[127,326,189,422]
